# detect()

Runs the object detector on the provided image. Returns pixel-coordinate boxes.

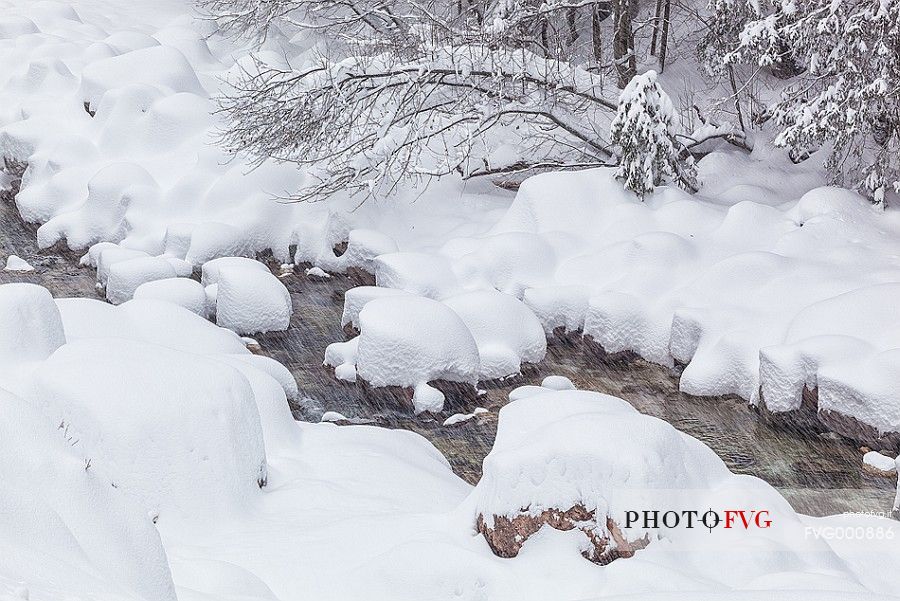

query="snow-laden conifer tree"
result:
[727,0,900,206]
[610,70,696,197]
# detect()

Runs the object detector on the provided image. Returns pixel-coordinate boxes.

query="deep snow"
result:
[2,0,900,599]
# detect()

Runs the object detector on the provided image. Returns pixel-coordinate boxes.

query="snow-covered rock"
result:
[443,407,487,426]
[95,245,151,286]
[0,283,65,366]
[862,452,897,477]
[468,388,730,561]
[3,254,33,271]
[133,277,208,317]
[200,256,269,287]
[202,258,292,334]
[329,295,480,412]
[444,289,546,379]
[374,252,461,299]
[105,256,178,304]
[340,285,412,330]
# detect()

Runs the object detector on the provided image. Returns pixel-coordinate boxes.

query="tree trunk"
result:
[592,3,603,65]
[650,0,663,55]
[658,0,671,72]
[613,0,636,88]
[567,7,578,48]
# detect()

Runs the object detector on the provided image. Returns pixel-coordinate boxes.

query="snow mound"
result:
[0,388,176,601]
[0,283,65,366]
[329,295,480,412]
[133,277,208,317]
[201,256,269,287]
[341,285,412,330]
[320,228,398,273]
[79,45,204,110]
[455,232,557,296]
[374,252,461,299]
[57,297,248,355]
[36,163,159,250]
[444,289,546,379]
[106,256,178,304]
[29,337,267,519]
[470,389,730,529]
[203,258,292,334]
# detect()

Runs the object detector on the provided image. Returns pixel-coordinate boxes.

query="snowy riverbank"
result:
[2,0,900,599]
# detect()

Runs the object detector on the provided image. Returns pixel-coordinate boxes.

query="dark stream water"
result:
[0,181,895,518]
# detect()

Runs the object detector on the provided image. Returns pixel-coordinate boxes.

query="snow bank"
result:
[0,387,176,601]
[0,283,65,366]
[29,337,267,519]
[444,289,546,379]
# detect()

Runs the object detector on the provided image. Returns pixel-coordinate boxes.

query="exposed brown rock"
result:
[476,504,649,565]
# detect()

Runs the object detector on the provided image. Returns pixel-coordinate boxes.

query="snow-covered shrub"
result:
[610,71,696,197]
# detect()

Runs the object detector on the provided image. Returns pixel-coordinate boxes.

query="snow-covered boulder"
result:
[200,256,269,287]
[758,284,900,448]
[444,289,546,380]
[95,245,150,286]
[36,163,159,250]
[4,254,33,271]
[0,283,65,365]
[340,285,412,330]
[468,388,732,562]
[79,45,204,110]
[201,257,292,335]
[57,297,248,355]
[185,222,250,265]
[29,337,267,519]
[455,232,557,296]
[862,452,897,478]
[523,285,590,335]
[105,256,178,304]
[328,295,480,413]
[321,228,398,274]
[216,268,292,335]
[0,388,177,601]
[373,252,461,299]
[133,277,208,317]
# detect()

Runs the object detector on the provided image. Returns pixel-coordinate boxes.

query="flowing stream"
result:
[1,190,894,518]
